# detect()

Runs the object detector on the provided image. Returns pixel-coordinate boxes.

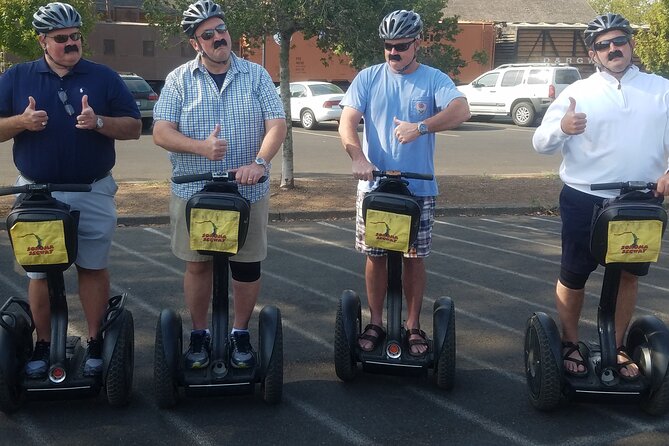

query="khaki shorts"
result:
[169,193,269,263]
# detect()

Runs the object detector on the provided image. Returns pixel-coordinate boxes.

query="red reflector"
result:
[548,85,555,99]
[148,92,159,101]
[52,368,64,378]
[388,343,400,355]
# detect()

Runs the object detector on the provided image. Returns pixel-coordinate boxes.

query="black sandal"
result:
[406,328,429,357]
[358,324,386,352]
[562,341,588,377]
[617,346,640,382]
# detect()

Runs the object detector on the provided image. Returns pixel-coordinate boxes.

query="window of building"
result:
[143,40,155,57]
[103,39,115,56]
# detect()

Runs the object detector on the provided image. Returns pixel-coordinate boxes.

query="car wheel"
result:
[512,102,536,127]
[301,109,317,130]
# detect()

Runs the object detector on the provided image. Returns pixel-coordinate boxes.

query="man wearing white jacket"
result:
[533,13,669,380]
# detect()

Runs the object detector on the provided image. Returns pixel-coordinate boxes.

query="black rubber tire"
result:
[300,109,317,130]
[525,317,562,411]
[106,311,134,407]
[641,356,669,416]
[261,316,283,405]
[434,299,456,390]
[154,315,180,409]
[512,101,536,127]
[334,298,357,382]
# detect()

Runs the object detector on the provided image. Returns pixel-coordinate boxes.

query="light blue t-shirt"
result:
[341,63,463,196]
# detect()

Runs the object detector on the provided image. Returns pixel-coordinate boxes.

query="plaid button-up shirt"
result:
[154,52,284,202]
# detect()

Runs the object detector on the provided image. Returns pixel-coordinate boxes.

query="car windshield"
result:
[308,83,344,96]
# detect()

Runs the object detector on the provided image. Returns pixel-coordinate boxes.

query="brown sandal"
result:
[617,346,640,382]
[406,328,429,357]
[358,324,386,352]
[562,341,588,377]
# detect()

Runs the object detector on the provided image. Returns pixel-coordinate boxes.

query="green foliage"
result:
[143,0,465,77]
[0,0,98,62]
[471,50,489,66]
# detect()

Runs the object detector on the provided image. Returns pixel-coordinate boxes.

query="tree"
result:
[0,0,98,61]
[143,0,464,189]
[588,0,669,77]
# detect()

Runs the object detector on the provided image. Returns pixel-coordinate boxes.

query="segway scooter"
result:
[154,171,282,408]
[0,182,134,414]
[525,181,669,415]
[334,170,456,389]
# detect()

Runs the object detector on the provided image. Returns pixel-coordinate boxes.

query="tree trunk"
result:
[279,31,294,189]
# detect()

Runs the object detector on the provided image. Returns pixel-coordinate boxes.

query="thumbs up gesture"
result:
[75,95,97,130]
[202,124,227,161]
[560,97,587,135]
[23,96,49,131]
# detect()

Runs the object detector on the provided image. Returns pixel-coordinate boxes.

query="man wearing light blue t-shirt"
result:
[339,10,470,357]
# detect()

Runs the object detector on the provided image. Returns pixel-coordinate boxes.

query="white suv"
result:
[457,63,581,126]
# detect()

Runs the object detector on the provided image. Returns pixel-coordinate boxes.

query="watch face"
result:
[255,157,266,166]
[418,123,427,134]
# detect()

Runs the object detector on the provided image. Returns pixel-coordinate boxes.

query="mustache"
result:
[213,38,228,49]
[64,45,79,54]
[608,50,623,61]
[389,54,401,61]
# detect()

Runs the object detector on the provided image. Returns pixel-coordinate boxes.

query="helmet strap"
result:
[593,51,632,76]
[44,48,75,72]
[195,37,229,66]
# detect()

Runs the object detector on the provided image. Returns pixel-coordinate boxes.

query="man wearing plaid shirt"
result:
[153,0,286,370]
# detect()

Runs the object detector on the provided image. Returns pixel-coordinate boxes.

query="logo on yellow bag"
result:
[365,209,411,252]
[189,208,240,254]
[10,220,68,266]
[606,220,663,263]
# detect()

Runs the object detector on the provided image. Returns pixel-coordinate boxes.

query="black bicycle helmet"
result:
[379,10,423,40]
[181,0,225,37]
[584,13,633,47]
[32,2,82,34]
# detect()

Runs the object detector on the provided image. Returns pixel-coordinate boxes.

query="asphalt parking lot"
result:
[2,215,669,445]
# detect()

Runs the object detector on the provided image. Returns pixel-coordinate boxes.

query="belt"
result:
[20,171,111,184]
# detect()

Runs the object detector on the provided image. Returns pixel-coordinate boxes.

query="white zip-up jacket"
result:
[533,65,669,198]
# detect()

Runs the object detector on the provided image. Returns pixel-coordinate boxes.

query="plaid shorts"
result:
[355,189,435,258]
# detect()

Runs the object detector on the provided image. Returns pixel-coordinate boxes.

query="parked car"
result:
[277,81,344,130]
[457,63,581,126]
[119,72,158,130]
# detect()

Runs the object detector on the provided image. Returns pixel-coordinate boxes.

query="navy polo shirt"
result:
[0,57,140,183]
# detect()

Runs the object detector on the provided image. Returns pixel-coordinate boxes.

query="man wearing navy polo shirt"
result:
[0,2,141,378]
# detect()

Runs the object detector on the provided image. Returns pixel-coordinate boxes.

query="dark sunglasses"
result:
[197,23,227,41]
[58,89,75,116]
[593,35,630,52]
[384,40,415,52]
[47,32,82,44]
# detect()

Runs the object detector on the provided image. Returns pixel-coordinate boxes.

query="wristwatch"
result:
[95,116,104,130]
[417,121,428,135]
[255,157,268,173]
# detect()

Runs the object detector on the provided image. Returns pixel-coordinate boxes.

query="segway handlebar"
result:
[172,171,267,184]
[0,183,91,197]
[591,181,657,193]
[373,170,433,181]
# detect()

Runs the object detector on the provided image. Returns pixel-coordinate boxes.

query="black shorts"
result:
[559,185,649,277]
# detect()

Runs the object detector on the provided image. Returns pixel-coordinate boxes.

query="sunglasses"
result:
[46,32,82,44]
[384,40,415,52]
[58,89,75,116]
[197,23,228,41]
[593,35,630,52]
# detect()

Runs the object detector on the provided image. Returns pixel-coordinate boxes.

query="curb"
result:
[112,204,552,227]
[0,205,555,230]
